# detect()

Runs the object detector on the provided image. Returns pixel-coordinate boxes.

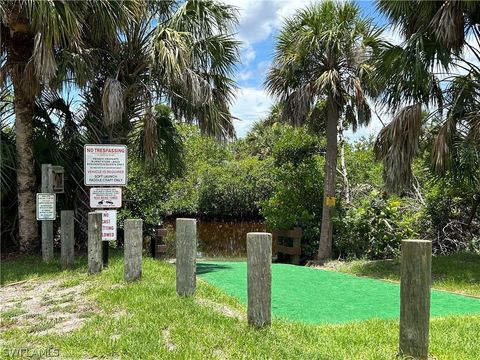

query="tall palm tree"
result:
[0,1,142,252]
[265,0,384,260]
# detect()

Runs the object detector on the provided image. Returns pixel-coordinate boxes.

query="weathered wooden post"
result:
[247,232,272,327]
[399,239,432,359]
[176,218,196,296]
[88,212,102,274]
[124,219,143,281]
[60,210,75,269]
[41,164,54,261]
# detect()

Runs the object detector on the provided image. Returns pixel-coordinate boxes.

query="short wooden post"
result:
[399,240,432,359]
[60,210,75,269]
[247,232,272,327]
[41,164,54,261]
[124,219,143,281]
[88,212,102,274]
[176,218,196,296]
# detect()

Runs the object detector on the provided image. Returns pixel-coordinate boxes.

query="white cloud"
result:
[240,42,256,64]
[383,25,404,46]
[231,87,273,137]
[225,0,310,44]
[238,70,253,81]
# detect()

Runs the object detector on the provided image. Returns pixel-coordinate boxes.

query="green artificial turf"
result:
[197,261,480,324]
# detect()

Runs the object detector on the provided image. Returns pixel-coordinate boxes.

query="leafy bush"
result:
[259,127,324,258]
[161,125,274,219]
[119,161,170,236]
[335,193,418,259]
[418,182,480,254]
[198,157,274,219]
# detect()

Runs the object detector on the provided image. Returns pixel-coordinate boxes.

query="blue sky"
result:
[225,0,396,139]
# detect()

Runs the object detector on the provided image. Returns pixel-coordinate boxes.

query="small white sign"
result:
[95,210,117,241]
[36,193,56,220]
[84,144,127,186]
[90,187,122,208]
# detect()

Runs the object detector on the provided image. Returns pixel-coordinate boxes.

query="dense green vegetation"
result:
[1,0,479,261]
[1,254,479,359]
[117,119,478,260]
[1,1,480,359]
[1,0,240,252]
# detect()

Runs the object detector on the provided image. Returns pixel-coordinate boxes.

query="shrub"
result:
[259,127,324,259]
[334,192,418,259]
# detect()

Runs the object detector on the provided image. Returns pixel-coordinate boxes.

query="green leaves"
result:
[335,193,417,259]
[265,0,381,131]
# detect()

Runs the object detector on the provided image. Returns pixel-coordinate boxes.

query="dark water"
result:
[164,220,266,257]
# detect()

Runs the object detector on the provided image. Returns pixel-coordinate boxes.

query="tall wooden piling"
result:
[399,239,432,359]
[247,232,272,327]
[176,218,196,296]
[41,164,54,261]
[88,212,102,274]
[124,219,143,281]
[60,210,75,269]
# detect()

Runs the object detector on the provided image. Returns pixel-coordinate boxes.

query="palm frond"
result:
[374,104,423,192]
[131,104,185,176]
[102,77,125,127]
[431,117,456,174]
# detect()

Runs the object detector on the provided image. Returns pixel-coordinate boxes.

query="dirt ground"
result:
[0,278,97,336]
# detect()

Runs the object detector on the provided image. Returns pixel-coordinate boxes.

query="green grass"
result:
[330,253,480,297]
[0,252,479,359]
[0,308,27,319]
[198,261,480,324]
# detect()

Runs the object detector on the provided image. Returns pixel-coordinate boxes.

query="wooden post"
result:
[247,232,272,327]
[176,218,196,296]
[399,240,432,359]
[60,210,75,269]
[88,212,102,274]
[124,219,143,281]
[41,164,54,261]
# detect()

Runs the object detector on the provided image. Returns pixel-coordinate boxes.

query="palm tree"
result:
[374,0,480,192]
[265,0,384,260]
[82,0,240,151]
[0,1,142,252]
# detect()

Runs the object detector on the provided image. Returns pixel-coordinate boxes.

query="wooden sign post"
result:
[40,164,54,261]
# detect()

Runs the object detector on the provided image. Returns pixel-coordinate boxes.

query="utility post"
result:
[41,164,54,261]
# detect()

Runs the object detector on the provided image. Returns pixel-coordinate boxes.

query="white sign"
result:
[90,187,122,208]
[84,144,127,186]
[95,210,117,241]
[36,193,56,220]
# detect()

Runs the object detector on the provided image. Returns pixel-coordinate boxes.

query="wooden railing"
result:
[271,227,302,265]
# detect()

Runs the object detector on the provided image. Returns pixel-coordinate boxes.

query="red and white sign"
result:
[95,210,117,241]
[90,187,122,208]
[84,144,127,186]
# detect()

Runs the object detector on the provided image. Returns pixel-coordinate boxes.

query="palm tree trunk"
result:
[338,121,350,204]
[9,20,38,253]
[318,100,338,260]
[12,73,38,252]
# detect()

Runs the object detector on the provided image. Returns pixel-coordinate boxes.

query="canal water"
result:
[164,220,266,257]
